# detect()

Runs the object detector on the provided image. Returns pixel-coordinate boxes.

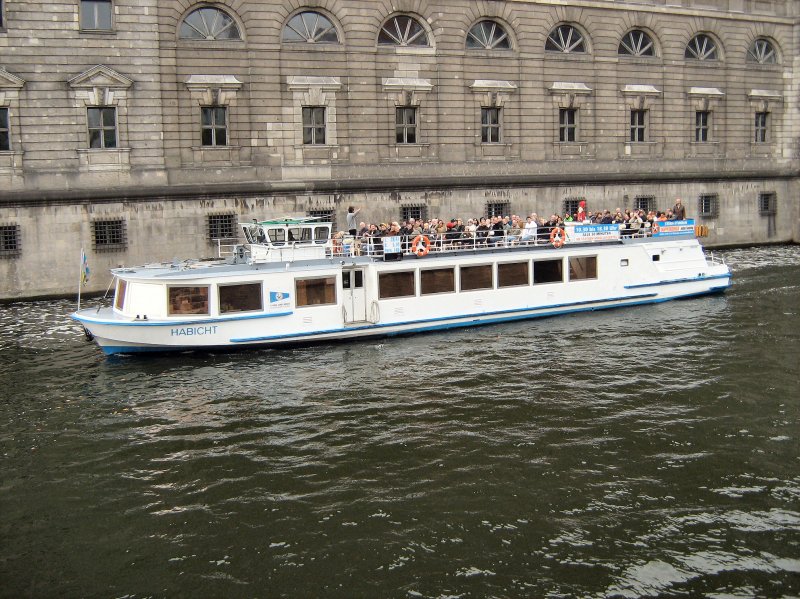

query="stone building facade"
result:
[0,0,797,298]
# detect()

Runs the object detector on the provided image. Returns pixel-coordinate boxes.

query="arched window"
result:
[747,38,777,64]
[619,30,655,57]
[545,25,586,54]
[283,11,339,43]
[378,15,429,47]
[685,34,718,60]
[466,20,511,50]
[179,7,241,40]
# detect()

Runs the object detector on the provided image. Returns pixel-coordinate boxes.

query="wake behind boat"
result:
[72,217,731,355]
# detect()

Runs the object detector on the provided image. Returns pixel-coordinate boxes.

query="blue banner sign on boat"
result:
[653,219,695,237]
[569,224,621,243]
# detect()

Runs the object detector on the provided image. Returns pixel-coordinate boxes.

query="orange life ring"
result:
[652,223,660,235]
[550,227,566,248]
[411,235,431,257]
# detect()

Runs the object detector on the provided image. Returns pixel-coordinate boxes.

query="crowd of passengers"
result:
[334,199,688,252]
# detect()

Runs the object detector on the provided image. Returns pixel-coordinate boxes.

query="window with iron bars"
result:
[758,192,776,216]
[634,195,656,213]
[486,201,510,218]
[308,209,336,231]
[697,194,719,218]
[92,218,127,251]
[207,213,238,241]
[563,198,583,217]
[0,224,21,258]
[400,205,427,223]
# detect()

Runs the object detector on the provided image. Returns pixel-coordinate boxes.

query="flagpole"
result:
[77,247,84,310]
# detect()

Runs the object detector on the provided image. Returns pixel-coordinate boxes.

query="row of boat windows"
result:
[116,256,598,316]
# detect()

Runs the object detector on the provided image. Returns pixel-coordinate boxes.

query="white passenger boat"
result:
[72,217,731,355]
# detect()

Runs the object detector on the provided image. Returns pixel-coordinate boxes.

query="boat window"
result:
[168,286,210,315]
[296,276,337,307]
[219,282,263,314]
[379,271,415,299]
[314,226,330,243]
[569,256,597,280]
[342,270,364,289]
[114,279,127,310]
[533,259,563,284]
[421,268,455,295]
[289,227,311,243]
[460,265,493,291]
[498,262,529,287]
[268,228,286,244]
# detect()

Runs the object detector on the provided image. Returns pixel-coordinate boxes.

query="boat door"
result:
[342,268,367,323]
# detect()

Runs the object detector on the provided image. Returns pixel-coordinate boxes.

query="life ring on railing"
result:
[411,235,431,257]
[550,227,566,248]
[652,223,660,235]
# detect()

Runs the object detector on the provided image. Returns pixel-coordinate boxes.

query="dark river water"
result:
[1,245,799,598]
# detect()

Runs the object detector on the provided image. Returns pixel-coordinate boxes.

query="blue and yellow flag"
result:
[80,249,90,286]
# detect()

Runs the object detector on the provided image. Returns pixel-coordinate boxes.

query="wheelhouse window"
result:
[81,0,112,31]
[569,256,597,281]
[395,107,417,144]
[219,283,263,314]
[481,107,501,143]
[283,11,339,43]
[421,268,455,295]
[0,108,9,151]
[685,34,718,61]
[533,259,563,284]
[695,111,710,142]
[630,109,646,142]
[201,107,227,146]
[466,20,511,50]
[545,25,586,54]
[559,108,576,142]
[460,265,493,291]
[114,278,127,310]
[754,112,768,143]
[296,277,336,307]
[302,107,326,145]
[378,15,429,47]
[169,286,210,316]
[0,224,21,258]
[747,38,777,64]
[619,30,654,57]
[92,219,127,251]
[498,262,529,288]
[87,107,117,149]
[179,7,241,40]
[379,271,415,299]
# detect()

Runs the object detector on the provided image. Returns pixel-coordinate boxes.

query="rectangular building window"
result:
[754,112,768,143]
[460,265,493,292]
[498,262,529,287]
[698,194,719,218]
[569,256,597,281]
[396,107,417,144]
[421,268,455,295]
[758,192,776,215]
[564,198,583,217]
[559,108,576,142]
[88,107,117,149]
[302,107,326,145]
[634,195,656,212]
[481,107,501,143]
[0,108,10,151]
[533,259,563,284]
[630,110,646,142]
[379,271,415,299]
[695,111,710,142]
[81,0,112,31]
[219,283,263,314]
[207,213,237,241]
[92,218,127,251]
[0,224,21,258]
[168,286,210,316]
[401,205,427,223]
[201,106,227,147]
[486,202,510,219]
[296,276,336,307]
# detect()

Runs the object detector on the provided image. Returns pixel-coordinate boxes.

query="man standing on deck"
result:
[672,198,686,220]
[346,206,361,236]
